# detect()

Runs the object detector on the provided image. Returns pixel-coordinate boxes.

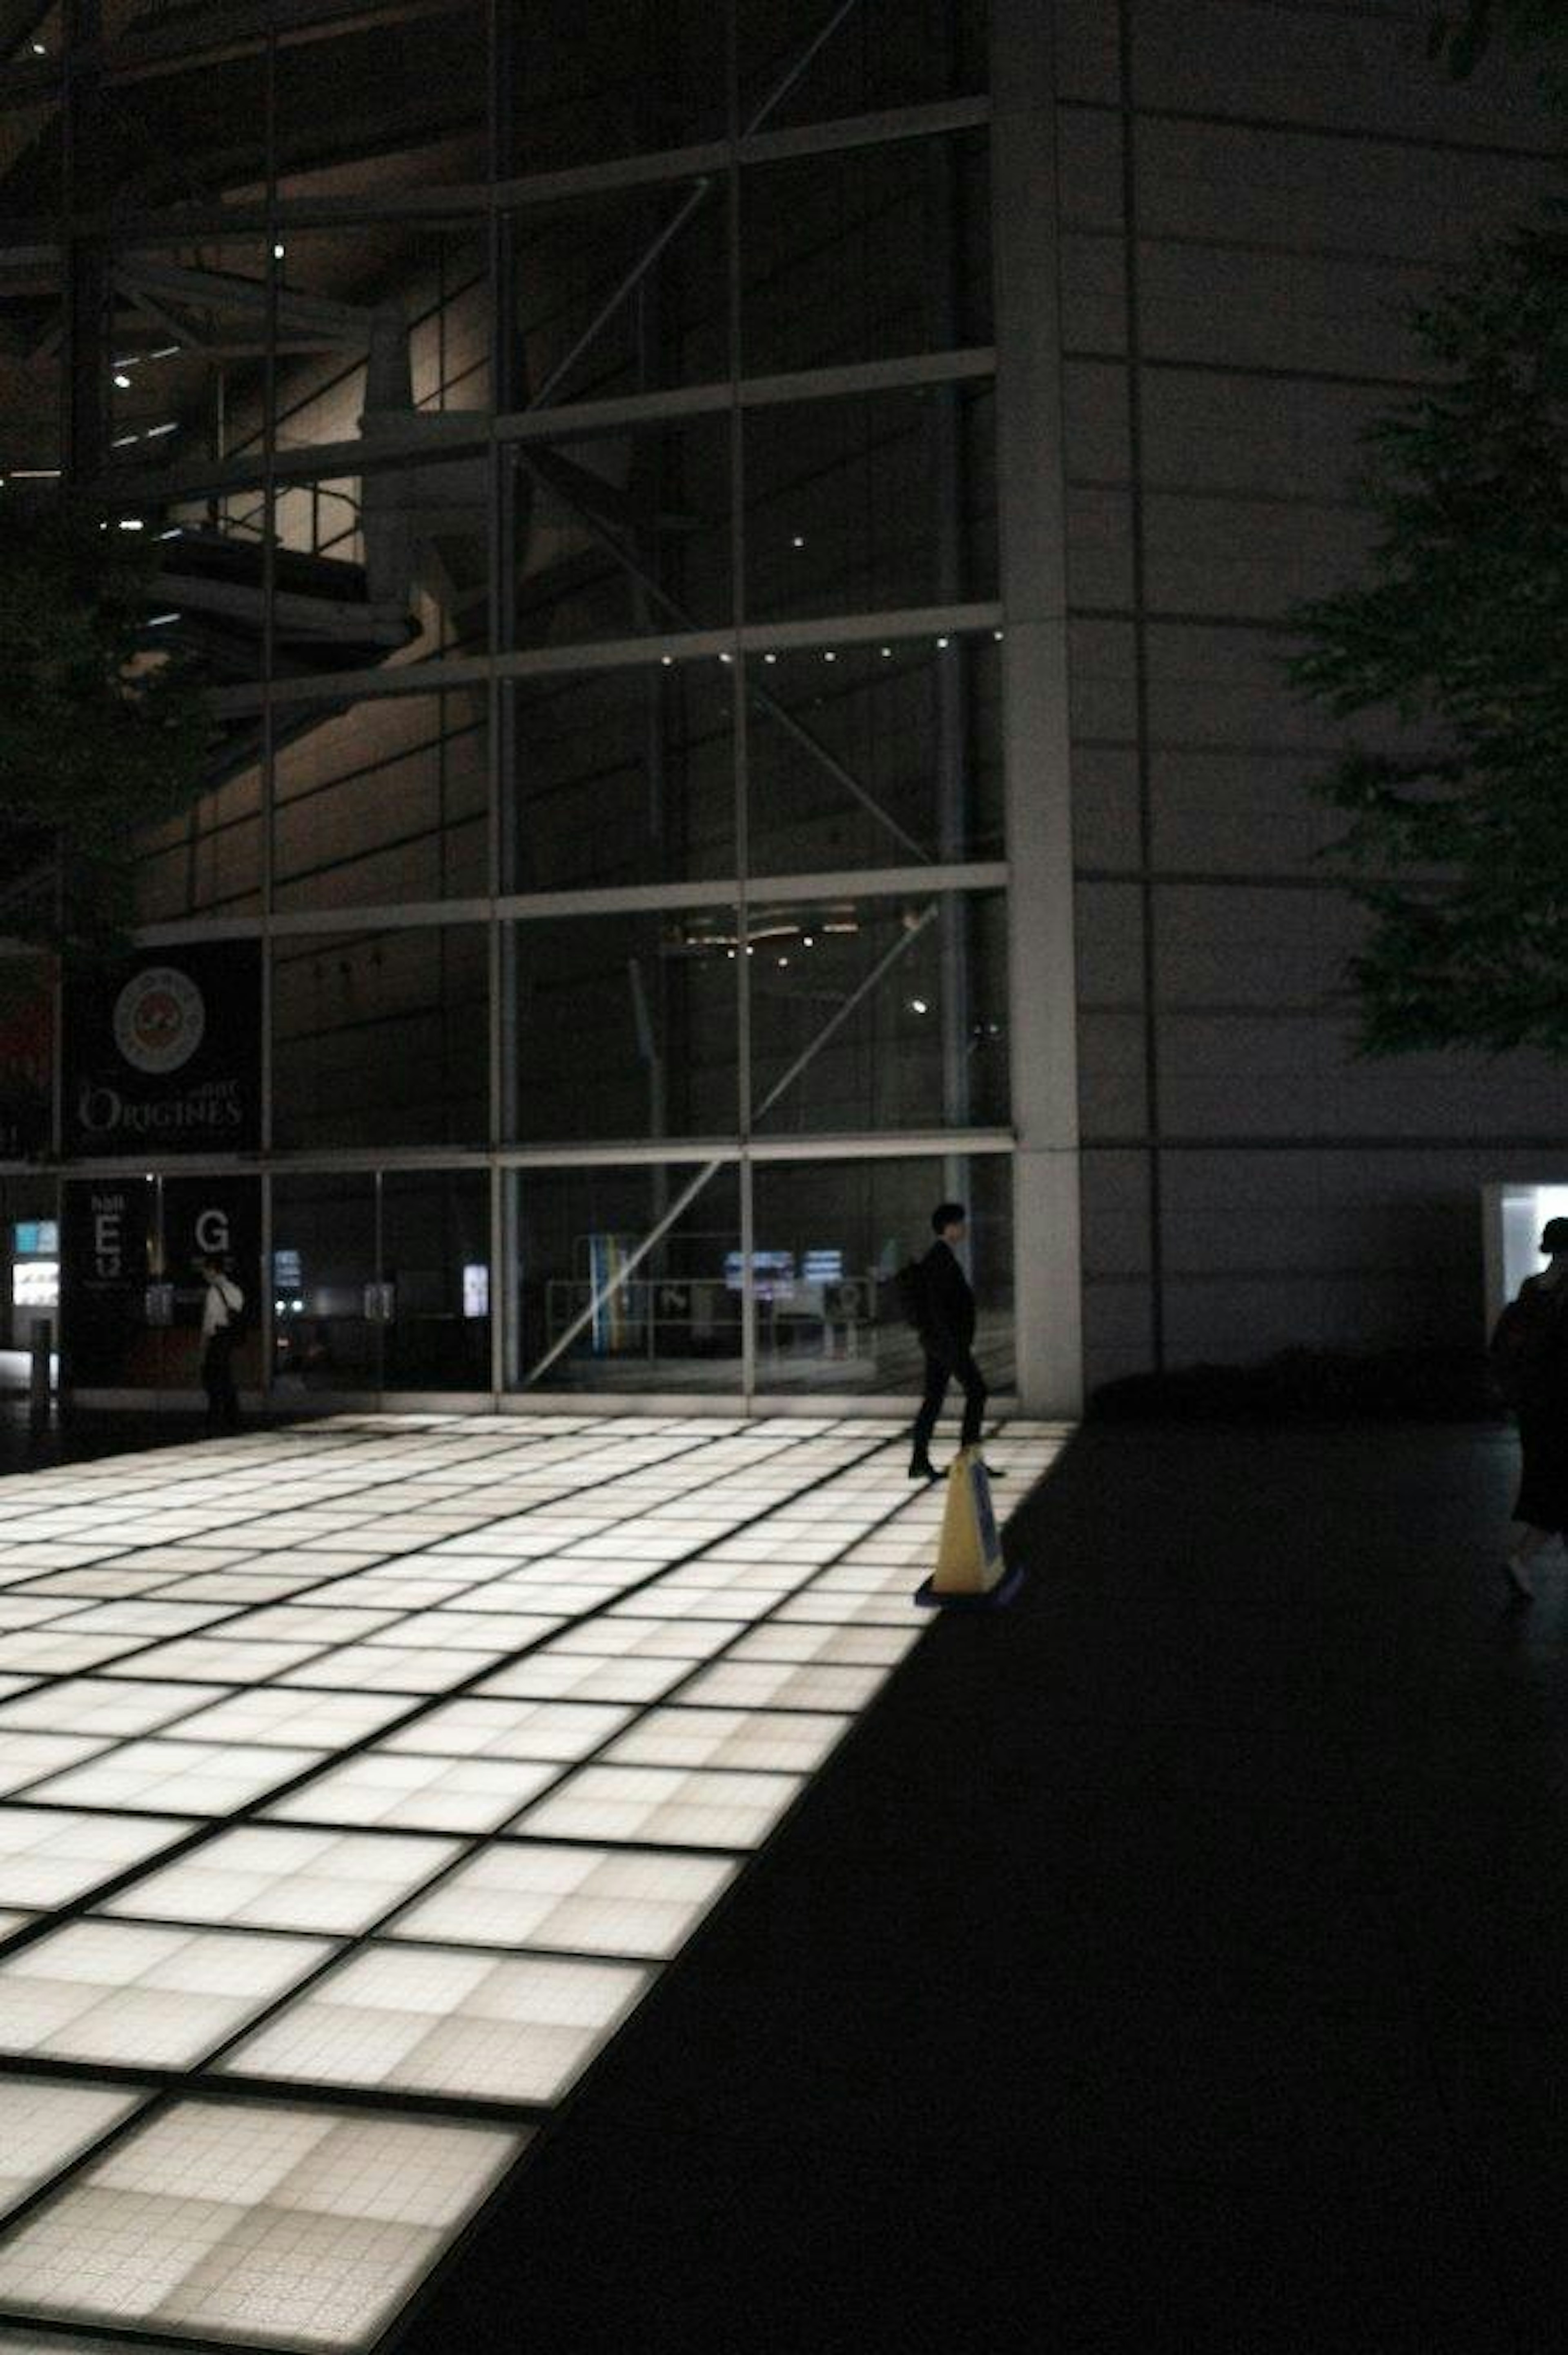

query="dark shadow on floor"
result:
[391,1421,1548,2355]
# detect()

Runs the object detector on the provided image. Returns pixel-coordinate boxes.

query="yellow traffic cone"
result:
[915,1446,1022,1609]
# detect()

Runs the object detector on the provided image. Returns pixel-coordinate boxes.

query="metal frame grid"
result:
[0,1410,1067,2351]
[0,0,1083,1416]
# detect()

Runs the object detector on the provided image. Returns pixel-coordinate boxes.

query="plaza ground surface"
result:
[0,1412,1558,2353]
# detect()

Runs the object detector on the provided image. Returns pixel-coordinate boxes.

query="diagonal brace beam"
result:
[519,902,940,1387]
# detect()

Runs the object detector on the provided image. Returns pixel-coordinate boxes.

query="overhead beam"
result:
[91,346,993,507]
[0,95,987,248]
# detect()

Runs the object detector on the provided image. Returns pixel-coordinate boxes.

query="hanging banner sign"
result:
[162,1176,262,1333]
[60,1177,155,1385]
[0,965,53,1160]
[61,941,262,1156]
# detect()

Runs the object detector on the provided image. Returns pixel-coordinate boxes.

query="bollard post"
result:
[29,1317,53,1436]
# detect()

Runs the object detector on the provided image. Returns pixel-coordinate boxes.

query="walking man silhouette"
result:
[908,1202,1002,1481]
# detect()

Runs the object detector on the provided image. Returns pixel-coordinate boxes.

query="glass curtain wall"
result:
[7,0,1013,1407]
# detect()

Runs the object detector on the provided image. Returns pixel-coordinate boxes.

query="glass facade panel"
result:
[93,49,267,207]
[0,248,59,480]
[748,890,1008,1135]
[508,1162,740,1393]
[271,925,488,1151]
[509,188,731,405]
[743,384,998,624]
[746,631,1003,875]
[740,134,991,375]
[0,1174,60,1363]
[505,412,733,649]
[270,10,490,196]
[0,965,53,1164]
[105,234,269,515]
[501,0,728,172]
[25,0,1025,1414]
[0,74,58,221]
[272,689,488,914]
[504,665,734,892]
[751,1152,1012,1395]
[132,774,264,925]
[738,0,987,132]
[506,910,739,1145]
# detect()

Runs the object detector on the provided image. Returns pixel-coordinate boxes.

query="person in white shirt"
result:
[198,1255,244,1433]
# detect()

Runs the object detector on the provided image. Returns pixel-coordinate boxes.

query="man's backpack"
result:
[1488,1282,1565,1409]
[887,1259,929,1336]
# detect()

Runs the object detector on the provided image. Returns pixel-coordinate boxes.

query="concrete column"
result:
[991,0,1083,1416]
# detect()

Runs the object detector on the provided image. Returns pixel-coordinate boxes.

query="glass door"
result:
[270,1174,381,1403]
[381,1171,492,1394]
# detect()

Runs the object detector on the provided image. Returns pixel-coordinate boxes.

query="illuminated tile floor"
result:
[0,1410,1065,2353]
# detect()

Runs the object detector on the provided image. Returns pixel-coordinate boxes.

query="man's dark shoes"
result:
[909,1458,940,1480]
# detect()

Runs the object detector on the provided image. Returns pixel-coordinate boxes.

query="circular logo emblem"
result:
[113,966,205,1076]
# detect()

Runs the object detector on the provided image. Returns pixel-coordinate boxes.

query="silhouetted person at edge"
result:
[198,1254,244,1434]
[909,1202,1004,1481]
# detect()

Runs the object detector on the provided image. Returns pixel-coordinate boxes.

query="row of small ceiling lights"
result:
[690,917,942,1010]
[664,631,1004,671]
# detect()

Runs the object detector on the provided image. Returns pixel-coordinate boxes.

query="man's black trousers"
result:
[912,1348,987,1462]
[202,1330,241,1432]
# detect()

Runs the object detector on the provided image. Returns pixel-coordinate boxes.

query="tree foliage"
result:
[1289,212,1568,1057]
[0,497,211,968]
[1428,0,1568,103]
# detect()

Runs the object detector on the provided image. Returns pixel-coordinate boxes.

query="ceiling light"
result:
[117,518,144,531]
[880,646,892,658]
[910,998,929,1015]
[151,345,180,359]
[791,534,804,549]
[273,242,286,260]
[763,652,777,664]
[145,421,178,438]
[936,636,950,649]
[30,38,45,53]
[113,372,131,390]
[146,612,179,627]
[822,650,835,662]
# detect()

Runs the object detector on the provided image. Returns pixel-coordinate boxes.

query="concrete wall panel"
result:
[1129,0,1558,151]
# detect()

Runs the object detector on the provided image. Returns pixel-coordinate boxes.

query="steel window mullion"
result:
[494,345,997,444]
[130,863,1007,947]
[206,604,1004,720]
[10,1130,1014,1184]
[91,96,992,245]
[114,349,995,517]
